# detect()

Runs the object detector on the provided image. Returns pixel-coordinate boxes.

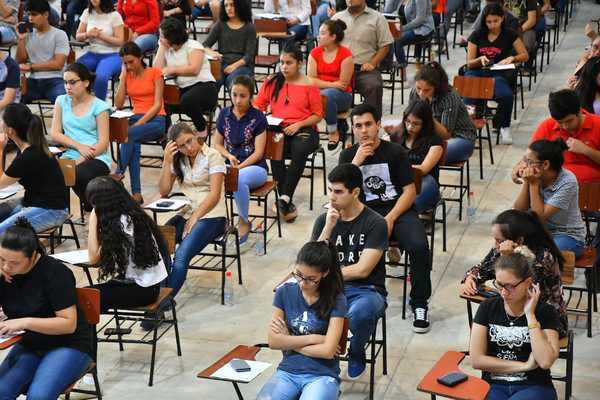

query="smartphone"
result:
[437,372,468,387]
[156,201,174,208]
[478,288,500,298]
[229,358,251,372]
[17,22,33,34]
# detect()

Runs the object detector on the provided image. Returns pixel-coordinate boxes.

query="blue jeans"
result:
[394,29,432,64]
[167,215,226,297]
[22,77,66,104]
[445,136,475,164]
[321,88,352,133]
[384,0,401,13]
[257,369,339,400]
[0,26,16,44]
[135,33,158,53]
[345,285,386,362]
[117,114,166,194]
[220,64,253,89]
[192,5,212,17]
[553,234,584,258]
[414,174,440,214]
[0,343,92,400]
[312,2,330,33]
[62,0,87,38]
[0,197,68,234]
[234,165,268,223]
[443,0,463,35]
[464,69,513,128]
[487,383,557,400]
[77,52,122,100]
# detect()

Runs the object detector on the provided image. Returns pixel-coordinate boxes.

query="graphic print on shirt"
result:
[479,46,502,61]
[360,163,398,203]
[289,310,326,336]
[488,324,529,382]
[334,232,366,265]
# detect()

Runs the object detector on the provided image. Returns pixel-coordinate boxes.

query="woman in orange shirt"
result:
[113,42,166,203]
[254,44,323,222]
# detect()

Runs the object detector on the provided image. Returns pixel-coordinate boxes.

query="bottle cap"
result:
[226,271,232,277]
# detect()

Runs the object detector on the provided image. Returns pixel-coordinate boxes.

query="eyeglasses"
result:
[291,270,320,286]
[63,79,81,86]
[176,136,196,151]
[522,157,543,166]
[493,278,526,292]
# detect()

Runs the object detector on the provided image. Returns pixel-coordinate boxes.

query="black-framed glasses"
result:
[522,157,543,167]
[63,79,81,86]
[291,270,320,286]
[493,278,526,292]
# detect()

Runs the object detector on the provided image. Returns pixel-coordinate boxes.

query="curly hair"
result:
[160,17,189,47]
[86,176,168,281]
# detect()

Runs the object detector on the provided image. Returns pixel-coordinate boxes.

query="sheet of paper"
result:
[144,198,190,211]
[111,110,135,118]
[0,184,21,200]
[490,63,516,71]
[0,331,25,345]
[210,359,272,383]
[49,146,64,154]
[51,249,90,265]
[267,116,283,126]
[256,13,283,20]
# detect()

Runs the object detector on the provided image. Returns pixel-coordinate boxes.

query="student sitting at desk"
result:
[0,218,93,399]
[0,103,68,234]
[257,241,346,400]
[470,250,561,400]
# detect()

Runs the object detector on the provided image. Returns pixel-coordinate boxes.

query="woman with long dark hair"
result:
[0,218,93,398]
[575,56,600,115]
[0,103,69,234]
[470,251,560,400]
[85,176,168,312]
[254,43,323,222]
[513,138,586,257]
[391,100,443,213]
[257,241,346,400]
[158,122,227,299]
[461,209,567,337]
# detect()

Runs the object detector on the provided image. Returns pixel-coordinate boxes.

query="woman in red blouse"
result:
[117,0,160,52]
[254,44,323,222]
[308,19,353,151]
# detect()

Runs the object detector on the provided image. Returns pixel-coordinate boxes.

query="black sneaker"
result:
[274,199,298,222]
[412,307,431,333]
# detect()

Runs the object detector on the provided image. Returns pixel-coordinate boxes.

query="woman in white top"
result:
[263,0,311,46]
[154,17,218,137]
[86,176,169,312]
[75,0,125,100]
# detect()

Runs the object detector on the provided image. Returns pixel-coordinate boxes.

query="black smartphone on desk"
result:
[230,359,251,372]
[437,372,468,387]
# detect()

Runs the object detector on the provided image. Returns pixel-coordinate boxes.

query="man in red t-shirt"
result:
[512,89,600,184]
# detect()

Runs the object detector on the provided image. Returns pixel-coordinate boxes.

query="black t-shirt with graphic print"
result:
[473,296,561,386]
[312,206,389,295]
[468,28,520,66]
[339,140,414,216]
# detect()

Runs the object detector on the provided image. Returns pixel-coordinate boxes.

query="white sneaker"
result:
[500,127,513,145]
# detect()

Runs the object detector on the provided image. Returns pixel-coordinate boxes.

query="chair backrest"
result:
[412,166,423,195]
[453,75,494,100]
[224,165,239,193]
[76,287,101,325]
[67,49,76,65]
[339,318,349,355]
[254,18,288,34]
[163,84,181,105]
[58,158,77,188]
[20,73,27,96]
[578,181,600,213]
[320,95,327,114]
[265,130,285,161]
[158,225,177,255]
[109,117,129,144]
[209,58,222,82]
[388,21,401,40]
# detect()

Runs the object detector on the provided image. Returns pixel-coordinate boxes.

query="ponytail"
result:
[0,216,45,257]
[2,103,51,157]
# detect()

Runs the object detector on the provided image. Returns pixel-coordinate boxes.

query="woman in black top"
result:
[161,0,192,26]
[470,251,560,400]
[0,103,69,234]
[202,0,256,89]
[391,100,443,213]
[466,3,528,145]
[0,218,93,399]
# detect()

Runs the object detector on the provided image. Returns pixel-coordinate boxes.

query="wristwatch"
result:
[528,321,541,330]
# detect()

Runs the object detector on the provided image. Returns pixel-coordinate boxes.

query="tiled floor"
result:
[4,1,600,399]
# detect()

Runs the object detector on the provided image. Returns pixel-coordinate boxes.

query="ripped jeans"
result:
[257,369,339,400]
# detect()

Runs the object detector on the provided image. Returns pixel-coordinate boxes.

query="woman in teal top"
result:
[50,63,111,210]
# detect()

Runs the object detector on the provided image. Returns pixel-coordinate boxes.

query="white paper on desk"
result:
[211,360,272,383]
[0,331,25,345]
[490,63,516,71]
[111,110,134,118]
[267,116,283,126]
[256,13,283,19]
[144,198,190,211]
[49,146,64,154]
[0,184,21,200]
[51,249,90,265]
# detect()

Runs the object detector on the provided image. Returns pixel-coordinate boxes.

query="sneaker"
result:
[273,199,298,222]
[500,127,513,145]
[387,247,401,265]
[347,356,367,380]
[412,307,431,334]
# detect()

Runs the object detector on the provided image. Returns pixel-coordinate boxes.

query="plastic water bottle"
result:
[224,271,234,306]
[254,224,265,256]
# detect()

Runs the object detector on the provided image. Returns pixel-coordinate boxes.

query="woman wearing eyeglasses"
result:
[470,250,561,400]
[257,241,346,400]
[513,138,586,258]
[460,209,567,337]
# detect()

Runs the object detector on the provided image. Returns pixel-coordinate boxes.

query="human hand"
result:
[360,62,375,72]
[183,214,199,238]
[327,6,335,17]
[204,48,222,59]
[522,352,538,372]
[226,154,239,167]
[460,275,479,296]
[352,142,375,165]
[223,64,237,75]
[585,22,597,40]
[332,81,346,90]
[0,268,12,283]
[131,31,139,40]
[269,315,289,335]
[521,166,541,184]
[287,17,300,26]
[0,318,26,336]
[497,56,514,65]
[164,141,178,164]
[566,137,589,155]
[283,122,301,136]
[162,66,176,77]
[19,63,31,73]
[16,30,27,42]
[383,123,401,135]
[498,240,518,256]
[88,27,102,38]
[77,144,96,160]
[566,75,578,89]
[524,283,541,317]
[479,56,490,67]
[325,203,340,228]
[511,159,526,184]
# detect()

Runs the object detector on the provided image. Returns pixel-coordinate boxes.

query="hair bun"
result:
[553,137,568,152]
[513,245,535,264]
[334,19,347,31]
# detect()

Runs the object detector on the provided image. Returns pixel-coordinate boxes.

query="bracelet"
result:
[528,321,541,330]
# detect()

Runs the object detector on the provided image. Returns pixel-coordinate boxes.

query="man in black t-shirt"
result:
[339,103,432,334]
[312,163,388,379]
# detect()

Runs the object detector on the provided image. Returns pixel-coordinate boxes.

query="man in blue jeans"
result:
[16,0,68,104]
[312,162,388,380]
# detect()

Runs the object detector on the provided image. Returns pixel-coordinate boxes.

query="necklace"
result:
[504,306,524,326]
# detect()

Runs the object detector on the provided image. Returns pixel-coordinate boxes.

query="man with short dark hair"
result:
[16,0,69,104]
[312,162,388,379]
[339,103,433,334]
